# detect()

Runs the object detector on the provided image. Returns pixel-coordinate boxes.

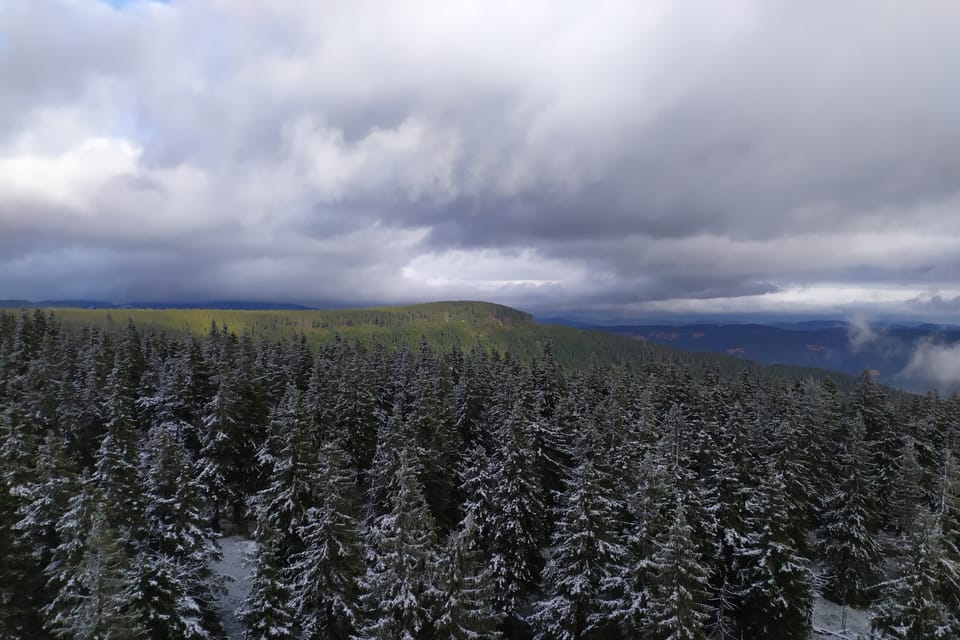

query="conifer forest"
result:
[1,309,959,640]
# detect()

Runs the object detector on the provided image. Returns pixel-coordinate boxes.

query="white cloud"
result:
[902,341,960,385]
[1,0,960,315]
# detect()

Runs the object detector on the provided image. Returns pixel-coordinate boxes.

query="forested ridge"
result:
[22,302,869,392]
[1,308,958,639]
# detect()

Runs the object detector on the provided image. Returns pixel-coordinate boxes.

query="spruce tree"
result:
[645,501,713,640]
[872,514,960,639]
[288,438,363,640]
[736,465,813,639]
[240,521,297,640]
[484,392,546,627]
[532,445,627,640]
[435,509,503,640]
[818,417,883,610]
[45,491,141,640]
[131,424,223,638]
[355,447,441,640]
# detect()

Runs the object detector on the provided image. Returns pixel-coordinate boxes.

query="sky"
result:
[1,0,960,321]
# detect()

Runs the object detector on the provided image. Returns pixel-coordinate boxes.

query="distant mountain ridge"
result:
[581,321,960,390]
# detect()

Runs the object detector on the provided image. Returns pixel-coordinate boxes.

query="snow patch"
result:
[212,536,257,640]
[811,595,872,639]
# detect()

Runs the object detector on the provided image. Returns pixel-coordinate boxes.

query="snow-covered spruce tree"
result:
[11,435,79,637]
[890,441,927,536]
[94,350,146,541]
[644,500,713,640]
[354,446,442,640]
[138,334,212,454]
[1,450,47,638]
[735,463,813,639]
[655,403,718,578]
[531,430,627,640]
[484,391,547,630]
[366,399,414,522]
[254,385,321,547]
[621,449,672,633]
[768,413,818,556]
[335,347,380,476]
[817,416,883,610]
[435,508,503,640]
[240,520,298,640]
[854,370,901,529]
[408,338,460,531]
[453,345,494,452]
[532,341,571,502]
[933,453,960,624]
[44,488,141,640]
[199,340,250,529]
[288,437,364,640]
[128,424,223,639]
[872,513,960,639]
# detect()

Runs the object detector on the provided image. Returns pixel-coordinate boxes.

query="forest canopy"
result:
[0,308,958,639]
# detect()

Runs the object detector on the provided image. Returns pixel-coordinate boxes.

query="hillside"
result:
[17,300,872,391]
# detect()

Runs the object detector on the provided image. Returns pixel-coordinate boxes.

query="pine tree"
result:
[891,441,927,536]
[933,453,960,626]
[240,521,297,640]
[94,349,146,540]
[288,438,364,640]
[818,417,883,610]
[736,465,813,639]
[131,424,224,638]
[11,435,79,637]
[408,339,459,530]
[44,491,141,640]
[355,447,442,640]
[199,342,253,529]
[872,514,960,639]
[435,508,503,640]
[622,450,672,632]
[532,446,627,640]
[645,501,713,640]
[254,385,320,544]
[854,370,901,529]
[484,392,546,626]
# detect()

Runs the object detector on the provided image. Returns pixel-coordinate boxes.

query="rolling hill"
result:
[5,300,879,392]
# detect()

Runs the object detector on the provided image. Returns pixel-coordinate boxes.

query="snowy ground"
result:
[213,536,257,640]
[811,596,872,639]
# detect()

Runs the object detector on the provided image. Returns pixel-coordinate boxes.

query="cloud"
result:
[1,1,960,316]
[847,314,880,353]
[901,340,960,386]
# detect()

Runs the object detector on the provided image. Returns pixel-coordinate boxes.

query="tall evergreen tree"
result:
[484,392,546,628]
[532,438,627,640]
[872,514,960,639]
[644,501,713,640]
[129,424,223,639]
[240,521,297,640]
[435,509,503,640]
[288,437,364,640]
[355,447,441,640]
[44,489,140,640]
[736,465,813,639]
[818,417,883,611]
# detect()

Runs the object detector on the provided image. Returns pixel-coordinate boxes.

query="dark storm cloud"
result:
[2,0,960,316]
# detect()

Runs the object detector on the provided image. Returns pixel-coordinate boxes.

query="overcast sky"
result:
[2,0,960,320]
